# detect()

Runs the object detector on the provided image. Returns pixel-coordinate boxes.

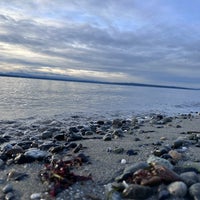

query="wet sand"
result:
[0,113,200,199]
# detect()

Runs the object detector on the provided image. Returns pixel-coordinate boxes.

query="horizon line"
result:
[0,72,199,91]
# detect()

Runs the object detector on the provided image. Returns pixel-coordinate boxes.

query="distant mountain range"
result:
[0,72,198,90]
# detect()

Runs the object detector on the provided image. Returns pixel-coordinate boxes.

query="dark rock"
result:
[54,134,65,141]
[97,120,104,125]
[172,139,184,149]
[65,142,77,149]
[41,130,53,139]
[180,171,199,186]
[113,147,124,154]
[77,153,89,163]
[69,126,79,133]
[189,183,200,200]
[14,153,35,164]
[5,192,15,200]
[24,148,48,160]
[39,142,58,151]
[134,137,141,141]
[17,141,33,149]
[126,149,138,156]
[0,137,8,144]
[103,133,112,141]
[67,133,82,141]
[113,129,124,137]
[123,184,153,199]
[2,184,13,194]
[112,119,123,128]
[158,184,170,200]
[153,148,168,157]
[160,154,172,160]
[49,146,64,153]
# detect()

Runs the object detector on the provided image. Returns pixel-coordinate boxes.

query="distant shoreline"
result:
[0,73,198,90]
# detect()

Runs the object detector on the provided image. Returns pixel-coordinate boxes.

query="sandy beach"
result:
[1,113,200,200]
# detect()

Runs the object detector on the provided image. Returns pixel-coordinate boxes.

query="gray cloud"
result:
[0,0,200,87]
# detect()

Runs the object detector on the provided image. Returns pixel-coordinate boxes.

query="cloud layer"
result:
[0,0,200,87]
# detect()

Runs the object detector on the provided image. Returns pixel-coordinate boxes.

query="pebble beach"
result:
[1,113,200,200]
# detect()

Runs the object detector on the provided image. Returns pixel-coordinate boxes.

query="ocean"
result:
[0,76,200,121]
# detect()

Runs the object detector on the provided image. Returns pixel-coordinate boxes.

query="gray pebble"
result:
[167,181,187,197]
[189,183,200,200]
[123,184,153,199]
[5,192,15,200]
[180,171,199,186]
[2,184,13,194]
[41,130,53,139]
[24,148,48,159]
[30,193,41,199]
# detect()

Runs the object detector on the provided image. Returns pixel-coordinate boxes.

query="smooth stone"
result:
[172,140,183,149]
[30,193,42,199]
[14,154,35,164]
[2,144,13,153]
[121,159,127,164]
[54,134,65,141]
[24,148,48,160]
[112,119,123,128]
[5,192,15,200]
[2,184,13,194]
[167,181,187,197]
[69,126,79,133]
[126,149,138,156]
[68,132,82,141]
[147,155,174,170]
[180,171,199,186]
[189,183,200,200]
[113,147,124,154]
[41,130,53,139]
[168,150,182,162]
[123,184,153,199]
[158,184,170,200]
[158,189,170,200]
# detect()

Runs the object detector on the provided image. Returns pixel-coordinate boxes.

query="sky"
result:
[0,0,200,87]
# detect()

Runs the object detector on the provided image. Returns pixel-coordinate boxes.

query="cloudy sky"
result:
[0,0,200,87]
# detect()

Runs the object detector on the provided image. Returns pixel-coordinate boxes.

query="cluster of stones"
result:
[0,113,199,199]
[105,116,200,199]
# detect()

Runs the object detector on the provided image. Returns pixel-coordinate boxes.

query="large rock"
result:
[123,184,153,199]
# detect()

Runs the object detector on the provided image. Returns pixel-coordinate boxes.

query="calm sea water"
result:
[0,76,200,120]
